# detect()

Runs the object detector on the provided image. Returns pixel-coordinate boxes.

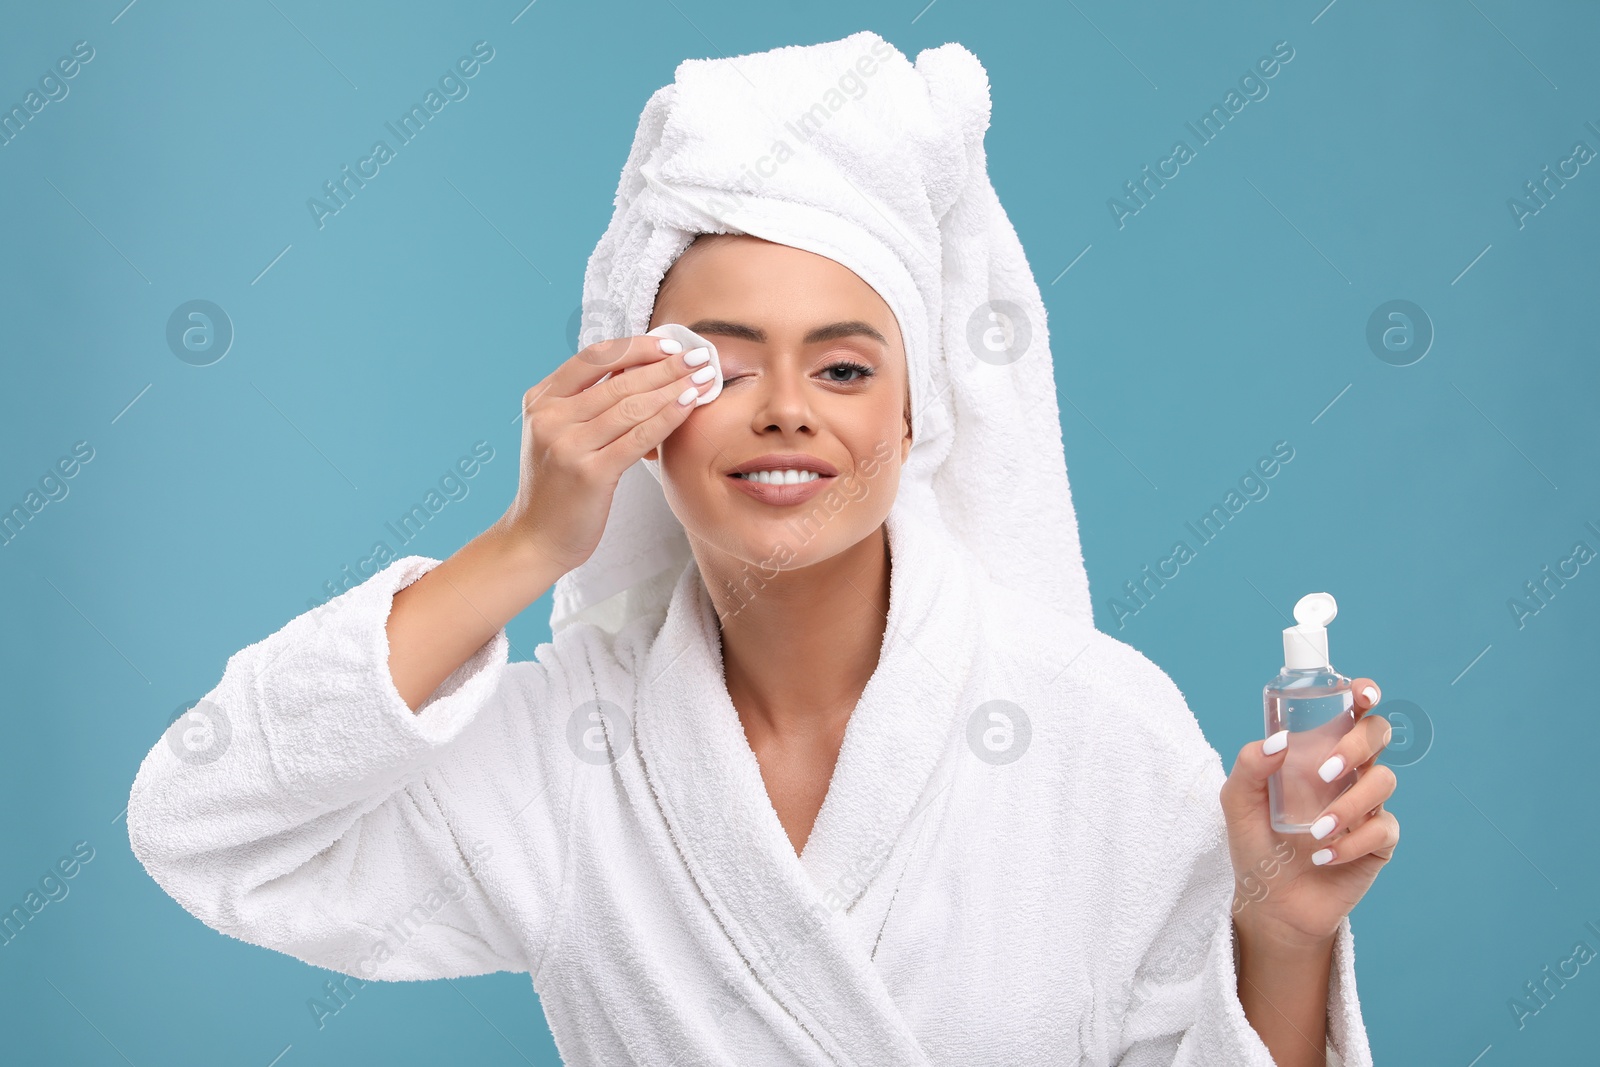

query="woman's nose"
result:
[749,370,815,431]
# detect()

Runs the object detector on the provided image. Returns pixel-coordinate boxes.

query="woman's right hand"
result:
[499,332,716,574]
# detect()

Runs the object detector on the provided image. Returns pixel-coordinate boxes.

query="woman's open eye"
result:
[821,359,875,384]
[721,360,877,386]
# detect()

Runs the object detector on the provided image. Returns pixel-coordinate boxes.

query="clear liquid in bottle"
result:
[1264,669,1357,833]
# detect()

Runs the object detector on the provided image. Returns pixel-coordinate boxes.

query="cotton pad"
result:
[647,323,723,406]
[588,323,723,406]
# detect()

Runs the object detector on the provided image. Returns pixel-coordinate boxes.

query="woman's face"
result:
[647,233,912,574]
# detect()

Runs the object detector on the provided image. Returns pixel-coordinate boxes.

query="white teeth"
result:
[738,469,821,484]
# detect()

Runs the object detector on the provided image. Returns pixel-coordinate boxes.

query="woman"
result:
[128,30,1397,1066]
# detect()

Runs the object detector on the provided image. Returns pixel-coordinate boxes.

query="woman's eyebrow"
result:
[685,319,887,346]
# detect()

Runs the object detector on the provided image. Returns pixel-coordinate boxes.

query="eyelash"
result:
[724,359,876,385]
[822,359,875,383]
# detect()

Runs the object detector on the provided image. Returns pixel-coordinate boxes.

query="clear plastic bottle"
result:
[1264,592,1358,833]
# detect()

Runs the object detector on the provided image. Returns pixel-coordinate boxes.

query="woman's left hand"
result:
[1219,678,1400,950]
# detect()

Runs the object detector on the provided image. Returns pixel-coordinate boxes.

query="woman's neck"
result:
[701,524,892,739]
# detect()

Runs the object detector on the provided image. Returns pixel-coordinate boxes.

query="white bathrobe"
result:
[127,504,1374,1066]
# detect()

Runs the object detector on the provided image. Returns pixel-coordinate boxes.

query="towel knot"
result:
[913,41,994,222]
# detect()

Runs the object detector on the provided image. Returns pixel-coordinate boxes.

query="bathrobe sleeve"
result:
[127,555,578,983]
[1110,745,1375,1067]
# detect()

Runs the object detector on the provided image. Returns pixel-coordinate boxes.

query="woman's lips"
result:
[726,473,833,505]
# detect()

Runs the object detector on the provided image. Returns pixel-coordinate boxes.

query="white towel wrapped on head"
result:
[553,28,1094,638]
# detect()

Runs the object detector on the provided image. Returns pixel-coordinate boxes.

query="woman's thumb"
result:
[1220,731,1288,817]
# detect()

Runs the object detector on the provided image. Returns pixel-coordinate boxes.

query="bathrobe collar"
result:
[630,502,978,1065]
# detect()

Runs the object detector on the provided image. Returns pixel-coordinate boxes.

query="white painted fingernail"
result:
[1263,729,1289,755]
[676,386,698,406]
[683,347,711,367]
[1317,754,1346,782]
[1361,685,1378,705]
[1310,814,1337,840]
[658,338,683,354]
[690,365,716,384]
[1312,847,1334,865]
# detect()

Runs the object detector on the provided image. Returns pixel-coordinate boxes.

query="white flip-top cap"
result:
[1283,592,1337,669]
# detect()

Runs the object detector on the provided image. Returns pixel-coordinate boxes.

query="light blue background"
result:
[3,0,1596,1063]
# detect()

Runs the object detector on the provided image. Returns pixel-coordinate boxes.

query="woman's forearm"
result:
[385,518,567,712]
[1234,918,1335,1067]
